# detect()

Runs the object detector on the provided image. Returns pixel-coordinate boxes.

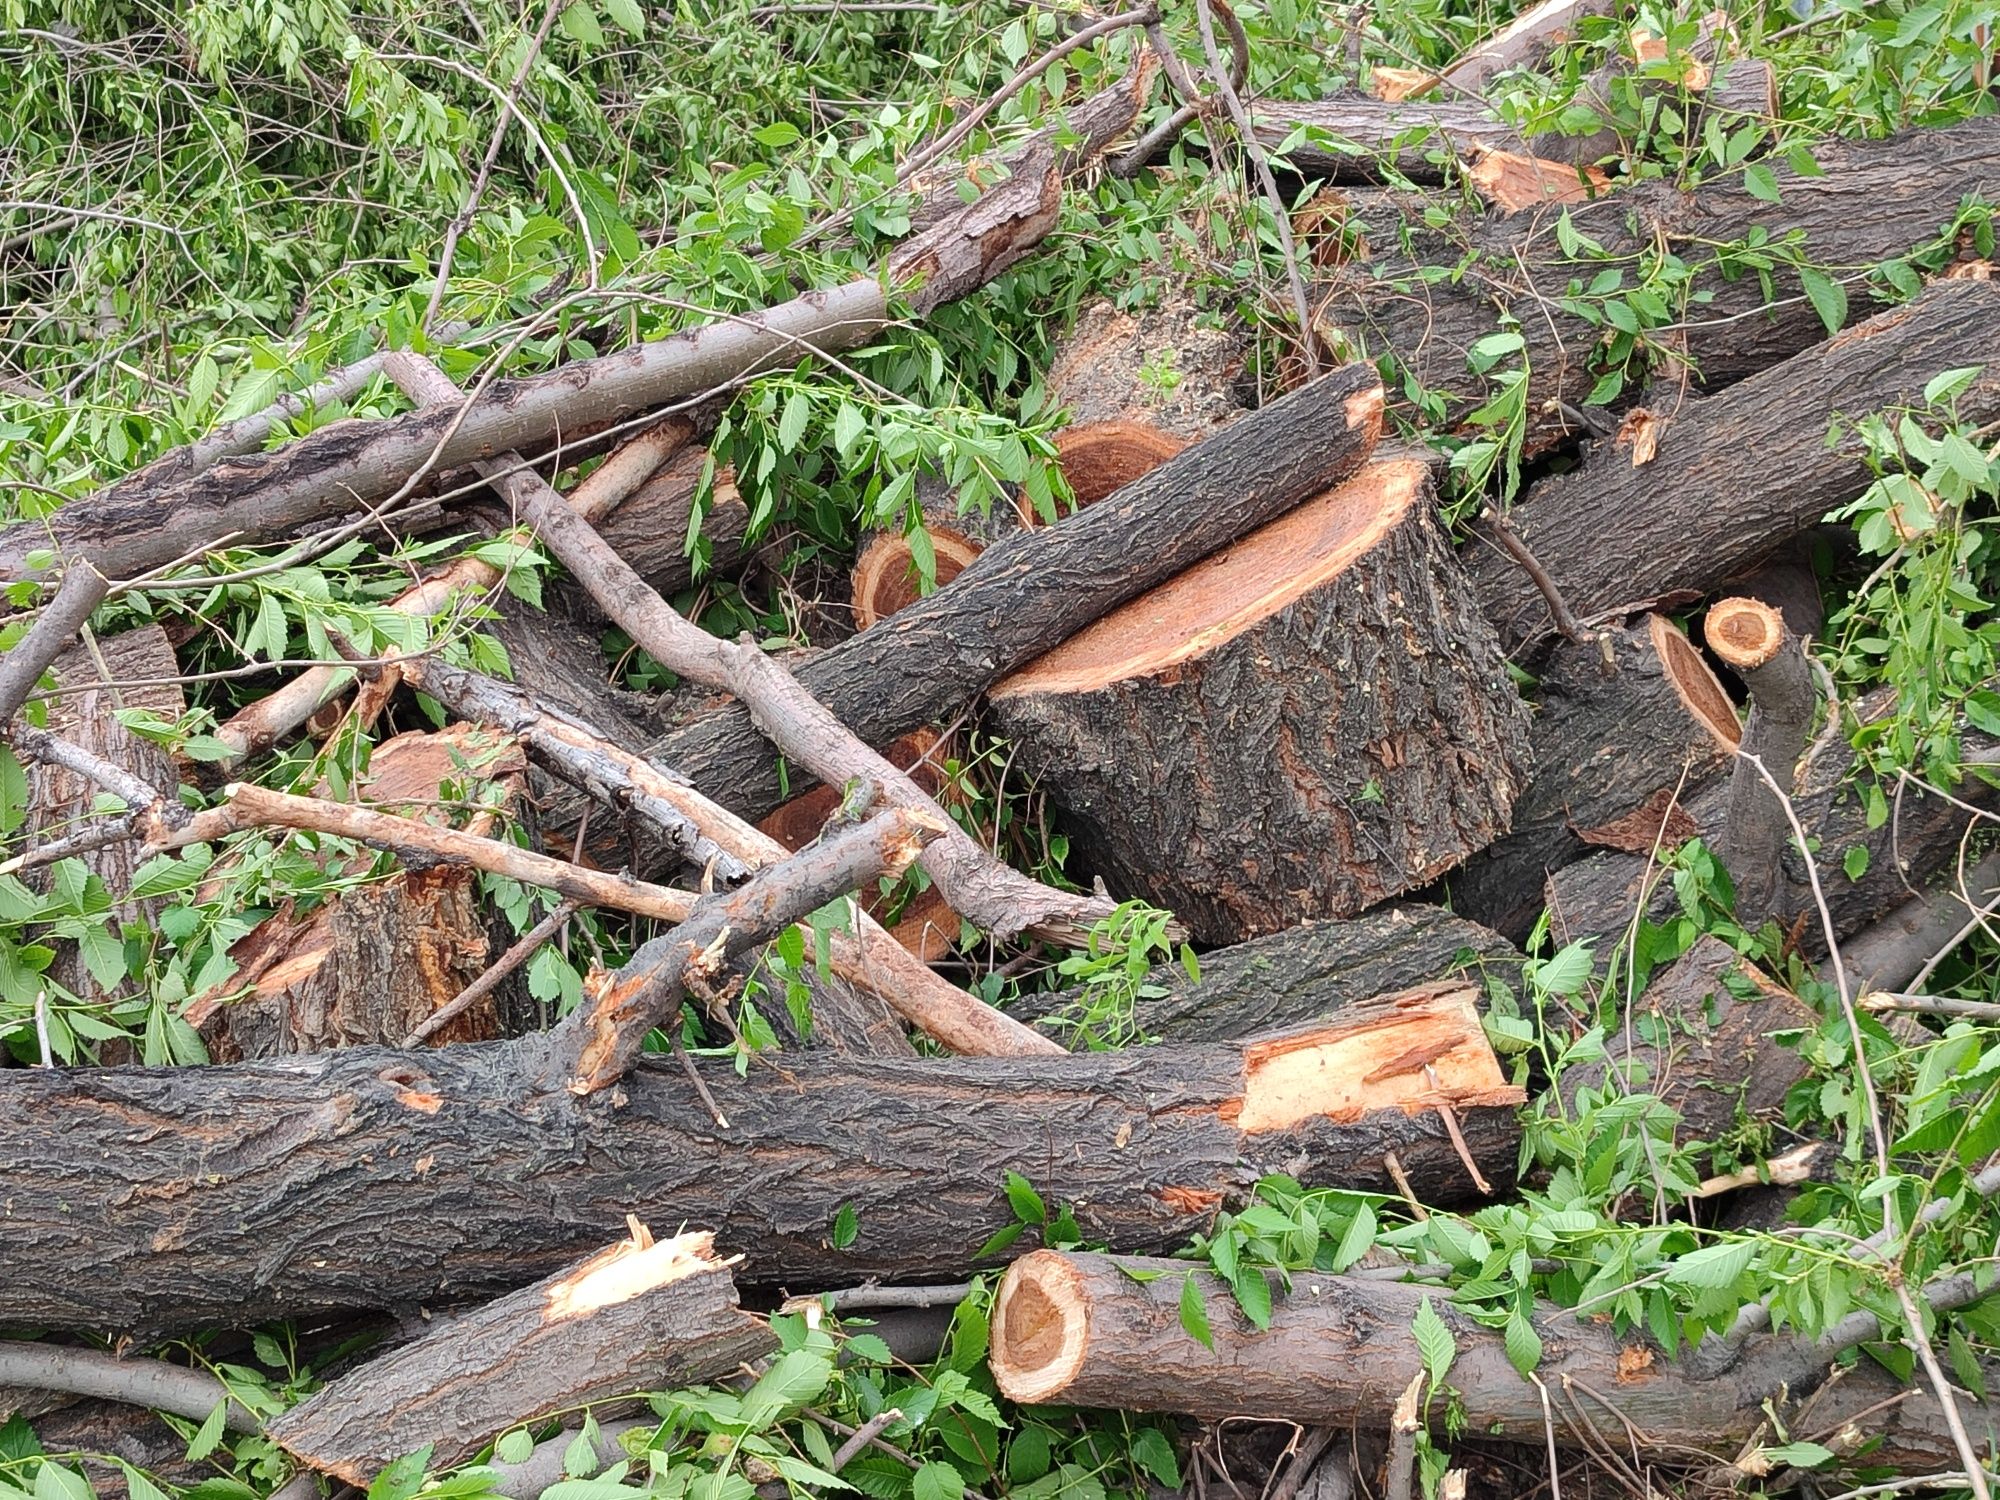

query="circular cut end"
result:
[1647,613,1743,752]
[1703,597,1787,672]
[851,528,984,631]
[1034,421,1186,518]
[992,459,1423,699]
[989,1252,1089,1404]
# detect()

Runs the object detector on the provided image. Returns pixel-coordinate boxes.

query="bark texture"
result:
[1469,279,2000,653]
[593,448,749,598]
[1318,117,2000,452]
[268,1231,772,1484]
[0,986,1520,1333]
[630,368,1387,831]
[1010,904,1519,1043]
[987,460,1529,943]
[989,1251,1992,1471]
[1446,615,1740,941]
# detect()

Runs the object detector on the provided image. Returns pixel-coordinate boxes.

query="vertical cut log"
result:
[987,460,1530,943]
[268,1228,773,1484]
[1447,615,1739,941]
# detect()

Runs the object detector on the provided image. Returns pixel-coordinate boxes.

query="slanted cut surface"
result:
[991,1252,1091,1403]
[1652,611,1744,749]
[989,459,1531,943]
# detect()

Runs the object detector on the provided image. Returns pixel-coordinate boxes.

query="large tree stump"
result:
[269,1228,772,1484]
[987,459,1530,943]
[1445,614,1740,941]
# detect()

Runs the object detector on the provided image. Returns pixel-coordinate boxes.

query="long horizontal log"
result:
[1472,278,2000,654]
[634,367,1387,827]
[0,70,1154,586]
[1319,115,2000,450]
[990,1251,1994,1472]
[0,984,1520,1333]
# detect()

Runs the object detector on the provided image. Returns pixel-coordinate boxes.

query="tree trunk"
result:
[988,1250,1992,1472]
[628,368,1385,831]
[0,984,1519,1334]
[986,459,1529,944]
[1469,278,2000,653]
[268,1229,772,1484]
[1010,905,1519,1044]
[1315,117,2000,453]
[592,448,749,598]
[1444,615,1740,941]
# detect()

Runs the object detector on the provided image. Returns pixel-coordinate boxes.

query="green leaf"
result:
[118,1464,169,1500]
[1179,1273,1214,1349]
[185,1400,230,1463]
[832,1201,859,1249]
[1411,1296,1456,1387]
[0,1415,42,1462]
[367,1446,432,1500]
[0,744,27,836]
[1742,162,1781,202]
[1797,266,1847,336]
[602,0,645,34]
[1950,1324,1989,1399]
[493,1428,535,1465]
[558,0,604,46]
[1231,1267,1272,1331]
[1843,844,1870,881]
[1329,1201,1377,1272]
[1004,1170,1046,1226]
[844,1333,893,1364]
[778,389,811,453]
[911,1462,961,1500]
[1758,1441,1836,1469]
[1129,1428,1181,1488]
[1665,1239,1756,1290]
[1503,1310,1543,1377]
[32,1464,90,1500]
[1925,366,1985,405]
[739,1348,834,1430]
[1008,1426,1052,1485]
[755,122,802,148]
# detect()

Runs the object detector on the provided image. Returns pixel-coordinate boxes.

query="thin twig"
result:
[830,1409,905,1472]
[1481,506,1588,645]
[403,898,581,1045]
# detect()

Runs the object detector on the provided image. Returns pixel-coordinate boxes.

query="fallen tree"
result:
[0,983,1519,1333]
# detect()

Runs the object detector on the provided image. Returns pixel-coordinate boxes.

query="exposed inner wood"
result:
[544,1228,716,1319]
[993,460,1419,698]
[1705,596,1787,671]
[851,528,985,630]
[989,1251,1089,1403]
[1046,421,1187,510]
[1231,983,1519,1131]
[1651,611,1744,749]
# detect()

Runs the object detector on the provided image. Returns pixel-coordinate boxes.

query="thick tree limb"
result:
[401,656,1060,1055]
[0,563,109,724]
[384,353,1117,947]
[0,1345,258,1431]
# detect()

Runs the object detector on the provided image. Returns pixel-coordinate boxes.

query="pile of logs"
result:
[7,9,2000,1496]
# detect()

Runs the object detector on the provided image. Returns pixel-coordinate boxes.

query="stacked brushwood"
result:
[7,19,2000,1496]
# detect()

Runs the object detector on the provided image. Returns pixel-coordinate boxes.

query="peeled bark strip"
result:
[989,1251,1992,1471]
[0,984,1520,1333]
[0,66,1157,587]
[1318,117,2000,452]
[636,368,1387,828]
[1706,597,1819,925]
[268,1229,773,1484]
[988,460,1529,943]
[1011,905,1519,1043]
[1447,615,1739,941]
[1470,279,2000,652]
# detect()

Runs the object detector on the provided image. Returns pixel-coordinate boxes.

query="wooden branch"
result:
[639,366,1386,829]
[1706,597,1819,925]
[0,984,1520,1333]
[268,1227,772,1484]
[0,563,110,724]
[536,807,942,1095]
[0,1344,259,1431]
[0,67,1155,587]
[214,418,691,760]
[402,656,1060,1056]
[384,353,1118,948]
[989,1250,1996,1471]
[1436,0,1614,93]
[1846,847,2000,993]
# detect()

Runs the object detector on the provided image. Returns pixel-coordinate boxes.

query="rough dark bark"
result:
[631,369,1386,832]
[1845,847,2000,993]
[989,1250,1993,1472]
[592,447,749,598]
[1318,116,2000,453]
[0,985,1520,1334]
[0,68,1157,586]
[268,1230,772,1484]
[1561,934,1816,1156]
[1010,904,1520,1044]
[1470,279,2000,653]
[1544,727,2000,953]
[1708,598,1820,925]
[987,459,1529,944]
[1044,296,1250,444]
[1445,615,1740,941]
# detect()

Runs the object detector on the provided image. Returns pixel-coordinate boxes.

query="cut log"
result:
[1315,117,2000,452]
[849,493,1002,632]
[1009,905,1519,1043]
[0,983,1520,1333]
[1470,279,2000,653]
[23,627,184,1023]
[1436,0,1615,93]
[1561,934,1815,1158]
[1043,297,1250,444]
[987,459,1530,944]
[1845,847,2000,993]
[593,448,749,597]
[1445,615,1739,941]
[988,1250,1993,1471]
[631,368,1386,831]
[1543,725,2000,952]
[268,1228,772,1484]
[189,726,528,1057]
